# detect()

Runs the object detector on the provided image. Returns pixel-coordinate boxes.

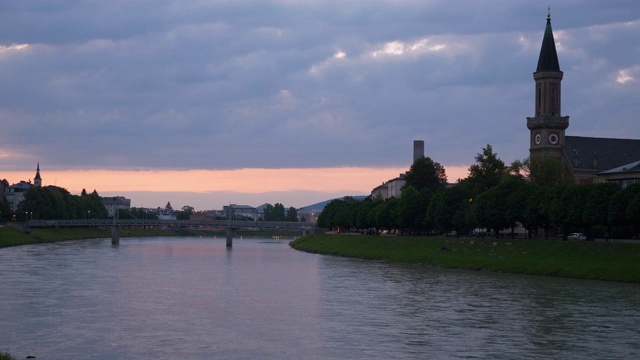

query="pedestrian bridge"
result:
[26,218,317,247]
[27,218,316,232]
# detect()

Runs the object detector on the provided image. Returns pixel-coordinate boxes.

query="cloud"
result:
[0,0,638,176]
[615,66,637,84]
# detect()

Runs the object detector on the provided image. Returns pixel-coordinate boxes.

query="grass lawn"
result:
[0,226,183,248]
[291,234,640,283]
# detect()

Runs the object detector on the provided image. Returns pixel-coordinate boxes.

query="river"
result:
[0,237,639,359]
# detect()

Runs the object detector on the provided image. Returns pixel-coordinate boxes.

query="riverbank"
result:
[0,226,182,248]
[290,234,640,283]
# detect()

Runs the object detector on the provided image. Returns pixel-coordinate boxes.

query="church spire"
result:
[536,7,561,72]
[34,161,42,187]
[527,9,570,160]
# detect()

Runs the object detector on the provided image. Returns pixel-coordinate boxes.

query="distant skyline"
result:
[1,1,639,209]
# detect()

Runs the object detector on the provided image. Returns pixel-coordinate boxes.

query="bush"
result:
[0,351,16,360]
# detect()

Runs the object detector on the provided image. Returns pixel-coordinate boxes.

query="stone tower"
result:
[526,9,569,160]
[413,140,424,163]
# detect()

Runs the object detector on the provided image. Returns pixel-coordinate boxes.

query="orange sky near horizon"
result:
[2,166,470,195]
[0,167,468,210]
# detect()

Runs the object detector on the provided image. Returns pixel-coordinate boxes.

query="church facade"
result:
[527,12,640,185]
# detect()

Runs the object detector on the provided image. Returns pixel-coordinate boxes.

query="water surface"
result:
[1,237,639,359]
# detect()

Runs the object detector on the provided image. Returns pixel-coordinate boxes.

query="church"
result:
[527,11,640,186]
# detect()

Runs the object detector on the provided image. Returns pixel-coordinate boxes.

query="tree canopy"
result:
[403,156,447,193]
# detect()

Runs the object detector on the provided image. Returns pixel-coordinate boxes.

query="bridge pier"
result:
[111,226,120,244]
[226,228,235,247]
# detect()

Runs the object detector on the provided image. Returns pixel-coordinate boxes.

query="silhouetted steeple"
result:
[34,161,42,187]
[536,9,561,72]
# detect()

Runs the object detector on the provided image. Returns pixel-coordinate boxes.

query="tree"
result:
[626,192,640,237]
[472,177,524,237]
[527,155,567,186]
[317,198,360,232]
[176,205,195,220]
[373,197,400,232]
[355,198,379,231]
[523,185,553,239]
[262,204,274,221]
[583,182,619,237]
[464,144,506,196]
[286,207,298,222]
[428,183,474,236]
[18,186,107,221]
[397,186,426,233]
[272,203,286,221]
[608,184,640,238]
[549,184,592,239]
[403,156,447,193]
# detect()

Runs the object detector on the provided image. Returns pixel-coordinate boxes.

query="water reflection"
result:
[0,237,638,359]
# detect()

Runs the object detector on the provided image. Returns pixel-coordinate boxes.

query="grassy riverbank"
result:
[0,225,302,248]
[0,226,185,248]
[290,234,640,283]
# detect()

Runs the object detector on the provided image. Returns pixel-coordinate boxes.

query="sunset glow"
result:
[2,166,470,209]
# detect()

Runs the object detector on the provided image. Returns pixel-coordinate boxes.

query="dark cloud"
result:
[1,0,639,172]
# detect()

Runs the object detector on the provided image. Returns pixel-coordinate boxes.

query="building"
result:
[102,196,131,217]
[370,140,425,200]
[5,181,33,212]
[413,140,425,163]
[527,11,640,182]
[4,163,42,211]
[34,162,42,187]
[0,178,8,206]
[596,160,640,188]
[223,204,259,221]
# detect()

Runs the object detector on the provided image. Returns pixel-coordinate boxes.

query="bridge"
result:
[27,219,317,247]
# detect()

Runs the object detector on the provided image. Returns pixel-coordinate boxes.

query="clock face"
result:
[534,133,541,145]
[548,133,559,145]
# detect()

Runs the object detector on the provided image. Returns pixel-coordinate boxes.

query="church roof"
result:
[536,13,561,72]
[564,136,640,172]
[598,160,640,175]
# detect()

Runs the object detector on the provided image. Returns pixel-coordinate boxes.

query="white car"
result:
[568,233,587,241]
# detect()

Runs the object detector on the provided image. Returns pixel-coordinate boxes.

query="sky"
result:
[1,0,639,211]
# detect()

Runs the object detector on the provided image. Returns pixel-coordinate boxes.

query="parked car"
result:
[568,232,587,241]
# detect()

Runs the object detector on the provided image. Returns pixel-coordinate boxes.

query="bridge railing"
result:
[26,218,316,230]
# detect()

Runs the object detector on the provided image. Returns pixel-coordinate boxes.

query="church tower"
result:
[34,161,42,187]
[526,9,569,159]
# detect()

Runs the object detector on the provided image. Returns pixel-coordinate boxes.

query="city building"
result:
[596,160,640,188]
[4,163,42,211]
[223,204,259,221]
[527,11,640,183]
[102,196,131,217]
[5,181,33,212]
[370,140,423,200]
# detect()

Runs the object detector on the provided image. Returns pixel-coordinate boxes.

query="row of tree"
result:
[262,203,299,222]
[318,145,640,239]
[0,183,304,223]
[7,186,109,222]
